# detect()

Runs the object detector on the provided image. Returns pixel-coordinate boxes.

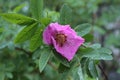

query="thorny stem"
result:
[98,64,108,80]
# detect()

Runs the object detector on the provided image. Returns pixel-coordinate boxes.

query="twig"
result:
[15,47,32,57]
[48,61,58,71]
[98,64,108,80]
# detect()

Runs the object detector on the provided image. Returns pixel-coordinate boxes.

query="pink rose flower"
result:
[43,22,84,61]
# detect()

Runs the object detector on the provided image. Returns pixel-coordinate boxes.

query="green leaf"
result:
[99,48,112,55]
[30,0,43,20]
[59,71,70,80]
[59,57,80,80]
[59,4,72,25]
[58,63,70,73]
[88,61,98,78]
[77,65,85,80]
[13,3,26,13]
[40,18,51,26]
[75,23,92,37]
[30,26,43,51]
[39,47,52,72]
[71,57,85,80]
[0,28,4,33]
[14,23,38,43]
[6,72,13,79]
[0,13,36,25]
[83,34,93,42]
[78,47,113,60]
[94,26,106,35]
[53,49,70,67]
[89,43,101,49]
[0,72,5,80]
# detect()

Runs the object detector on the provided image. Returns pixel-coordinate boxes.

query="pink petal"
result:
[43,22,72,44]
[43,26,52,45]
[43,22,59,45]
[49,23,71,32]
[43,22,85,61]
[52,30,84,61]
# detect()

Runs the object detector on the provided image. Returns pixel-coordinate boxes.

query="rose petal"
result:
[52,30,84,61]
[43,22,72,44]
[43,22,85,61]
[43,26,52,45]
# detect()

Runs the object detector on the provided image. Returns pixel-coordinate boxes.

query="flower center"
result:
[55,34,66,47]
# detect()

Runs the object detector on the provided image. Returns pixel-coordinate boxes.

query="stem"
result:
[15,47,32,57]
[48,61,58,71]
[98,64,108,80]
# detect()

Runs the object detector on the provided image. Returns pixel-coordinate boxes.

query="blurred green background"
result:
[0,0,120,80]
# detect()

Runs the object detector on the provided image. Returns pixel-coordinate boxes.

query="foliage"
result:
[1,0,120,80]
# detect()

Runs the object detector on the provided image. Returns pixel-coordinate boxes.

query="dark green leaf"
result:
[71,57,85,80]
[59,71,70,80]
[39,47,52,72]
[14,23,38,43]
[30,26,43,51]
[53,49,70,67]
[60,57,80,80]
[30,0,43,20]
[58,63,70,73]
[88,61,98,78]
[59,4,72,25]
[75,23,92,37]
[83,34,93,42]
[0,13,36,25]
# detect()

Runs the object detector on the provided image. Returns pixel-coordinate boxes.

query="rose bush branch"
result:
[0,0,113,80]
